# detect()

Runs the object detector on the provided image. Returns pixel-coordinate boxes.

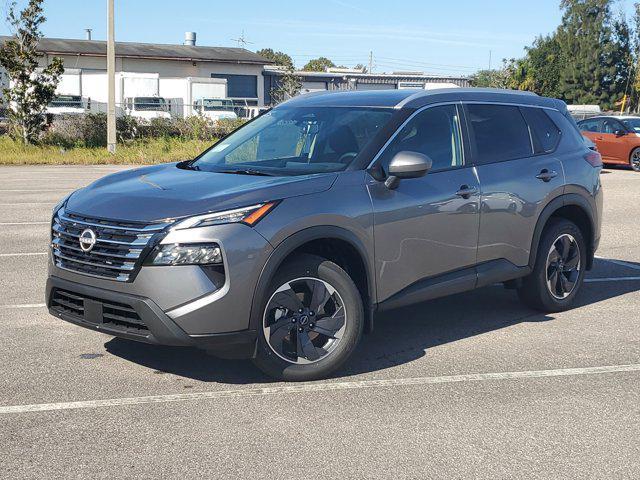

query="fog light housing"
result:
[146,243,222,266]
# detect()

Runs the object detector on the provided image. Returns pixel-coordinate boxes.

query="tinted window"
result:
[378,104,463,172]
[211,74,258,98]
[467,104,532,164]
[602,118,624,134]
[622,117,640,133]
[578,119,600,132]
[521,107,561,153]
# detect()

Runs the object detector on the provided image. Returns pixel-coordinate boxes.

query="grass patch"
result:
[0,136,215,165]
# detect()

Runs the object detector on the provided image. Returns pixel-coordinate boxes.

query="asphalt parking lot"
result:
[1,165,639,479]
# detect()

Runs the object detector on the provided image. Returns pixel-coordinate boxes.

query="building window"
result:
[211,74,258,98]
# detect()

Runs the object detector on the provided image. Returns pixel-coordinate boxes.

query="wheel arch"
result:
[630,145,640,167]
[249,226,375,333]
[529,194,596,270]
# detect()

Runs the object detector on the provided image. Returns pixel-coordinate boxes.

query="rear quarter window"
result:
[466,104,533,164]
[521,107,561,154]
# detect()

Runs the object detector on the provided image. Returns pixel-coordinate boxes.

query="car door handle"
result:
[455,185,477,199]
[536,169,558,182]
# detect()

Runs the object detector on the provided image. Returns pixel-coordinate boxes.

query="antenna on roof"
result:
[230,30,253,49]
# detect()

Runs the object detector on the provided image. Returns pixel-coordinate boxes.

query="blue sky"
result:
[1,0,637,75]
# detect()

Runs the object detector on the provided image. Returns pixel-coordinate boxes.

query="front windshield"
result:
[622,118,640,133]
[192,106,393,176]
[199,99,234,111]
[134,97,167,111]
[50,95,82,108]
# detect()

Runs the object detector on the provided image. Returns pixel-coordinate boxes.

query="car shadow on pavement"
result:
[105,258,640,384]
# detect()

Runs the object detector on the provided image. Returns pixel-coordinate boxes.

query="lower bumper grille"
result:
[51,289,148,333]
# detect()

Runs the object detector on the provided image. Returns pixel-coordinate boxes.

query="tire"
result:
[517,218,587,312]
[252,254,364,381]
[630,147,640,172]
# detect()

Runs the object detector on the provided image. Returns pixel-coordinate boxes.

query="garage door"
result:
[355,82,396,90]
[301,81,327,93]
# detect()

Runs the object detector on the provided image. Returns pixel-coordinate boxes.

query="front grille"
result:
[51,289,148,333]
[51,209,170,282]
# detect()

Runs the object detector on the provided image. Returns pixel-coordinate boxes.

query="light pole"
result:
[107,0,116,153]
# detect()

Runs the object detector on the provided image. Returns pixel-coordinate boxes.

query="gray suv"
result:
[46,88,603,381]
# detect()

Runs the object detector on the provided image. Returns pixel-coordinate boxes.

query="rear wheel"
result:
[631,147,640,172]
[518,218,586,312]
[252,254,364,381]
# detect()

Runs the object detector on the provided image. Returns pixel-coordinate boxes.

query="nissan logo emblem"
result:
[79,228,97,253]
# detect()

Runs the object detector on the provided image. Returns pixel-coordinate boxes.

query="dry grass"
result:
[0,136,215,165]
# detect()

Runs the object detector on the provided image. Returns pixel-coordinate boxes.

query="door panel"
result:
[598,119,628,163]
[595,132,626,163]
[368,168,480,302]
[475,155,564,267]
[464,103,565,268]
[368,104,480,302]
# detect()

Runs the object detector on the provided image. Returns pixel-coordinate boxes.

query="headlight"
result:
[171,202,277,230]
[146,243,222,266]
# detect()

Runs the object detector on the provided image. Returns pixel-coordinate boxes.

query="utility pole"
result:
[368,51,373,74]
[488,50,492,71]
[107,0,116,154]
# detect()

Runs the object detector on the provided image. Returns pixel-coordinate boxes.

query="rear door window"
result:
[521,107,561,154]
[578,119,600,132]
[602,118,625,134]
[466,104,533,164]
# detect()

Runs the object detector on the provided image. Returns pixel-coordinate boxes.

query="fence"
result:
[46,98,266,121]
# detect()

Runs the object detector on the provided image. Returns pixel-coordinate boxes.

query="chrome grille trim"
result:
[51,209,170,282]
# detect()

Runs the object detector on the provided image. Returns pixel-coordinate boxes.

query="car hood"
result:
[66,163,338,223]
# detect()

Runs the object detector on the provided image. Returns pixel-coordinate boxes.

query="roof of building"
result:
[279,88,565,110]
[0,36,272,65]
[263,67,468,82]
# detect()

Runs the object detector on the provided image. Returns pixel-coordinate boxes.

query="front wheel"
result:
[630,147,640,172]
[517,218,586,312]
[252,254,364,381]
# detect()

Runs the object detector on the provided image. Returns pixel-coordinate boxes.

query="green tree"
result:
[470,59,517,89]
[514,35,564,98]
[555,0,630,109]
[303,57,335,72]
[0,0,63,144]
[256,48,295,70]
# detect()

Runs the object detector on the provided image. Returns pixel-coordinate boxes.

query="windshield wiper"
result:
[216,168,276,176]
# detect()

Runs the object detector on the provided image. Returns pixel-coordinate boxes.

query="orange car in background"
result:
[577,116,640,172]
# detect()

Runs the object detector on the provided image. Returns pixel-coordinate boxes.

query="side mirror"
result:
[385,151,432,189]
[614,129,627,137]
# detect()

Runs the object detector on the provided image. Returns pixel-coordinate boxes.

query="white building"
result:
[1,33,272,112]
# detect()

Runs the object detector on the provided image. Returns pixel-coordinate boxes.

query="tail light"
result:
[584,150,603,167]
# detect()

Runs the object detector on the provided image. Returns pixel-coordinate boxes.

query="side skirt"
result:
[376,259,531,312]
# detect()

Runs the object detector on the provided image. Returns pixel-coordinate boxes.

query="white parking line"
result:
[595,256,640,271]
[0,222,49,226]
[585,277,640,283]
[0,252,47,257]
[0,202,55,206]
[0,303,46,309]
[1,363,638,415]
[0,189,73,192]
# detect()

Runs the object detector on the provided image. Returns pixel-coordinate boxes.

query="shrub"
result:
[35,114,246,148]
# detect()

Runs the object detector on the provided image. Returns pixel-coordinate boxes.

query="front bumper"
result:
[46,276,257,359]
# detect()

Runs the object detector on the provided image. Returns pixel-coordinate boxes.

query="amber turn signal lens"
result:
[242,202,277,226]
